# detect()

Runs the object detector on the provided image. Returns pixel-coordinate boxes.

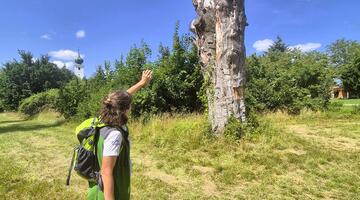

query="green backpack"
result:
[66,117,106,185]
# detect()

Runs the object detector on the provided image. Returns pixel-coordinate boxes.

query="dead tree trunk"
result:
[191,0,247,134]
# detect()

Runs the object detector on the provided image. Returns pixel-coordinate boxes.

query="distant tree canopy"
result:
[341,52,360,98]
[326,39,360,97]
[268,36,288,53]
[327,39,360,68]
[0,51,75,110]
[3,24,359,119]
[74,22,204,119]
[247,39,333,114]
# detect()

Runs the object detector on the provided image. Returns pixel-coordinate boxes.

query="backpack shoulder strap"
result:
[119,125,129,141]
[99,126,128,152]
[99,126,118,139]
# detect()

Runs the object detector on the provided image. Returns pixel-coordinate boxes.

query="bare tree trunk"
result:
[191,0,247,134]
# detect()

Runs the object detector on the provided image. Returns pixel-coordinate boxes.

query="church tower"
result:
[74,50,84,79]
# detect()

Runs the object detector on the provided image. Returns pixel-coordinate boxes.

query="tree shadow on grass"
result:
[0,119,28,125]
[0,120,66,135]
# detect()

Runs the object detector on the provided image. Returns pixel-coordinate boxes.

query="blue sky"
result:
[0,0,359,77]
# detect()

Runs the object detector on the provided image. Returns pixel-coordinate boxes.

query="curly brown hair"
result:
[99,91,132,127]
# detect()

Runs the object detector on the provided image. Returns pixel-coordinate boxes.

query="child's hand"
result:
[140,70,153,86]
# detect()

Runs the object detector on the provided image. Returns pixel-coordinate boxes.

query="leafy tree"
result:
[103,61,113,80]
[113,41,152,88]
[327,39,360,88]
[56,78,87,119]
[91,66,107,87]
[158,43,170,59]
[114,54,125,71]
[341,53,360,97]
[246,49,332,114]
[327,39,360,68]
[131,23,204,117]
[76,66,113,119]
[268,36,288,53]
[0,51,75,110]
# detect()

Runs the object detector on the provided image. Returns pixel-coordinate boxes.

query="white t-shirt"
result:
[103,130,122,156]
[102,126,132,174]
[103,126,128,157]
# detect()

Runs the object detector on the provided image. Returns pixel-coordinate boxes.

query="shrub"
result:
[327,102,343,112]
[19,89,59,116]
[0,51,75,110]
[224,116,246,140]
[223,112,268,140]
[76,84,113,119]
[0,100,5,113]
[55,79,87,119]
[246,50,333,114]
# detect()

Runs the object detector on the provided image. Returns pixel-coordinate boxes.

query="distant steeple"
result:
[75,49,84,65]
[74,49,85,79]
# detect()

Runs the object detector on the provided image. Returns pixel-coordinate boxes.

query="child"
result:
[87,70,152,200]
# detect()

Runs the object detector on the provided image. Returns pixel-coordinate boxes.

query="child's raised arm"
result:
[126,70,153,95]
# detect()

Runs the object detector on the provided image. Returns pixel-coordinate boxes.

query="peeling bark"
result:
[191,0,247,134]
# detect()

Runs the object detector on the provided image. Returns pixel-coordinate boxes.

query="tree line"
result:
[1,24,360,119]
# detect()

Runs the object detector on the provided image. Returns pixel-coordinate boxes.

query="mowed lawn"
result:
[0,111,359,199]
[331,98,360,106]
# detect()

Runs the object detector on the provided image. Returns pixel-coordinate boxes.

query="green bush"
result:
[0,100,5,113]
[328,102,343,112]
[127,27,204,117]
[19,89,59,116]
[224,116,246,140]
[76,84,113,119]
[341,54,360,98]
[223,113,262,140]
[246,49,333,114]
[0,51,75,110]
[55,79,87,119]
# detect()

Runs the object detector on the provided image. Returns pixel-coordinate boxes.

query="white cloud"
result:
[41,34,51,40]
[76,30,86,38]
[289,43,321,52]
[52,60,74,69]
[253,39,274,52]
[48,49,84,61]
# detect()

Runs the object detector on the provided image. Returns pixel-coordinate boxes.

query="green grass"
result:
[331,98,360,106]
[0,111,360,199]
[329,98,360,114]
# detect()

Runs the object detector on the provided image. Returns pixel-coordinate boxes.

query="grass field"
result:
[0,110,360,199]
[330,98,360,113]
[331,98,360,106]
